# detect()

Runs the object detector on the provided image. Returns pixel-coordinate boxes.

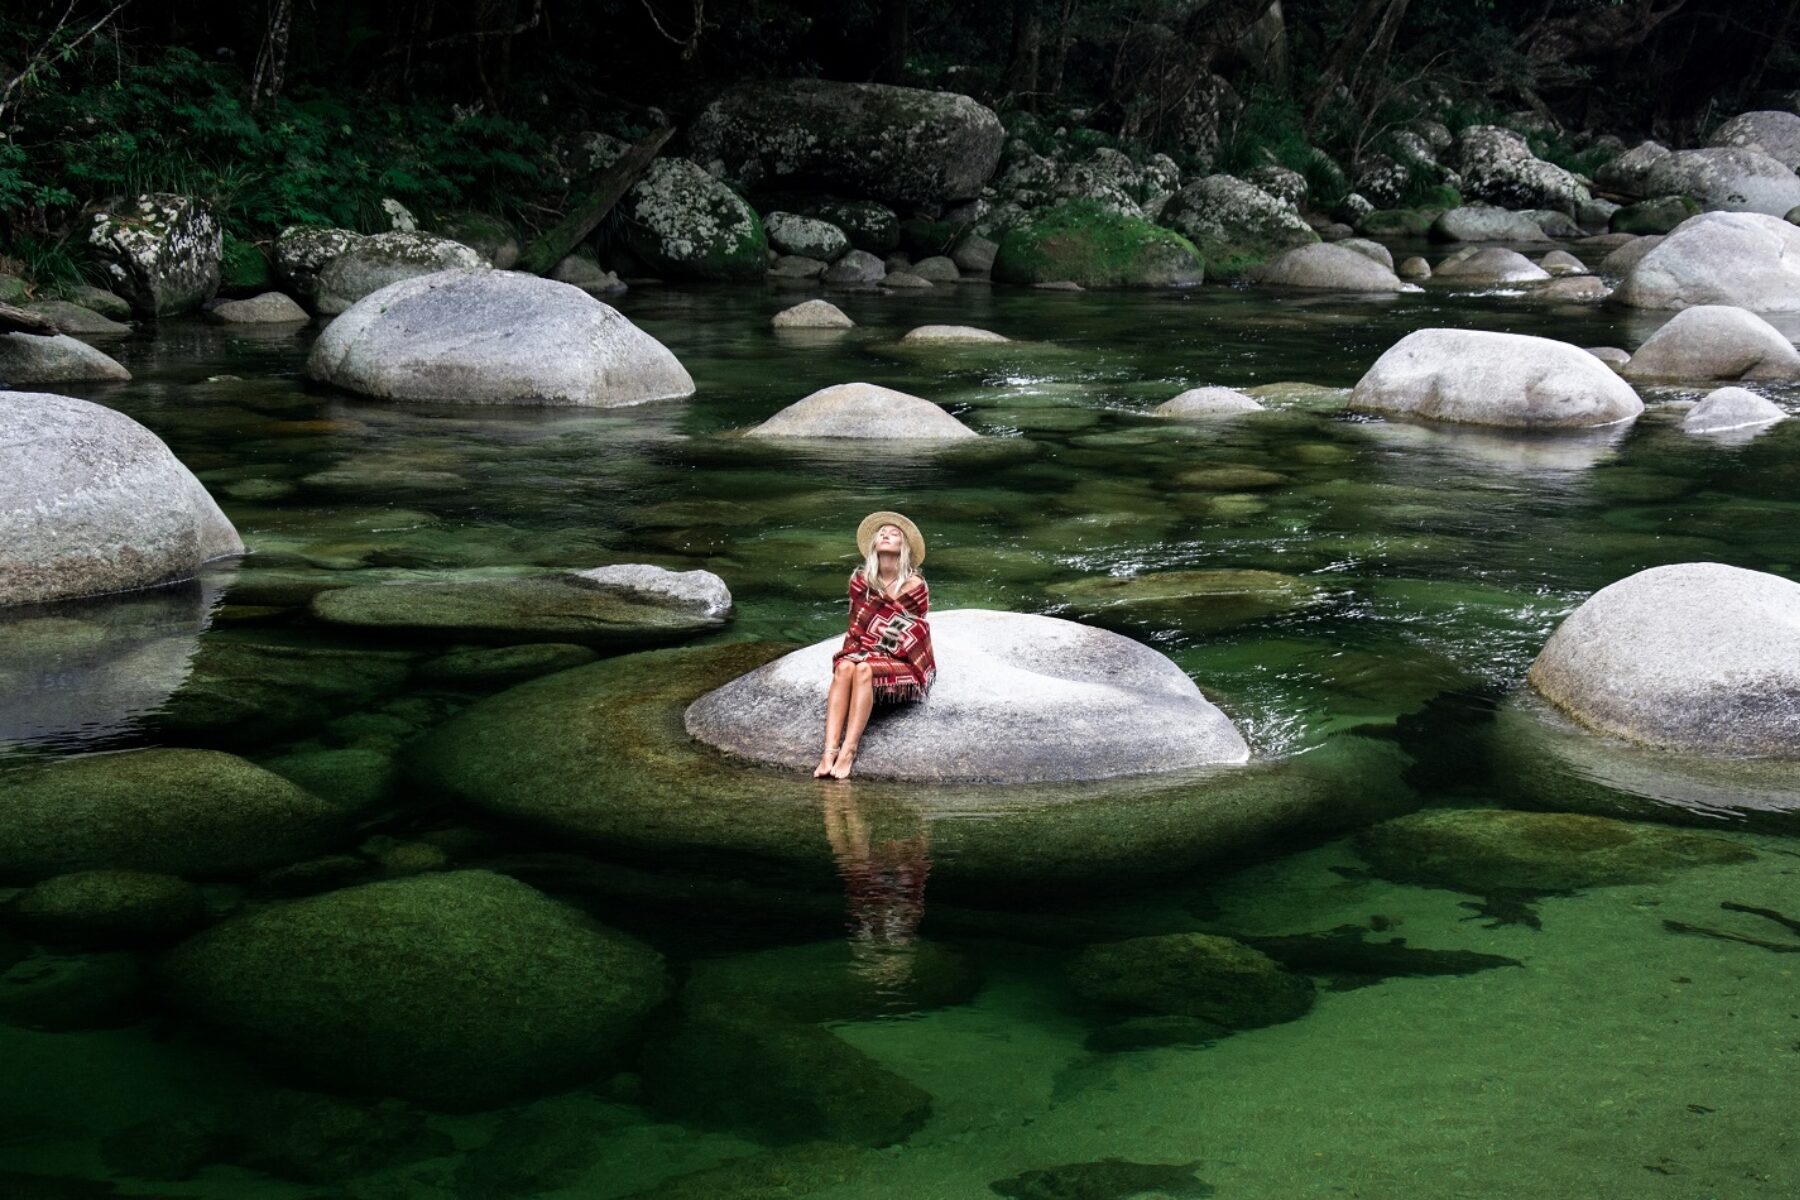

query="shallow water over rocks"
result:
[3,271,1800,1198]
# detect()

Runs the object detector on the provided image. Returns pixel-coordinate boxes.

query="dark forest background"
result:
[3,0,1796,281]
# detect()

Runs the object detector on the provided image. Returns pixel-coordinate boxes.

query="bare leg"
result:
[831,663,876,779]
[817,659,856,776]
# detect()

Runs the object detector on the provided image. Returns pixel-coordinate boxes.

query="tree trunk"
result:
[516,126,674,276]
[1044,0,1078,100]
[1005,1,1043,110]
[1305,0,1391,129]
[875,0,909,83]
[249,0,294,111]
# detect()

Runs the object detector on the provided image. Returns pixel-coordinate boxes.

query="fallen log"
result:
[0,302,55,336]
[516,125,674,276]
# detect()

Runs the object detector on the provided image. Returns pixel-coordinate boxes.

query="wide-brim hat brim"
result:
[857,511,925,564]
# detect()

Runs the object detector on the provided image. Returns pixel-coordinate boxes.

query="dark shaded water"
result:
[4,266,1799,1198]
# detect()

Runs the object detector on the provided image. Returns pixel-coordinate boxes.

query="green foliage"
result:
[2,232,93,290]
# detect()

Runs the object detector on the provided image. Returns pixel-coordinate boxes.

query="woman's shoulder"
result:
[899,572,927,596]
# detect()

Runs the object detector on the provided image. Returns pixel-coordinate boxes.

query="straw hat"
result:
[857,511,926,564]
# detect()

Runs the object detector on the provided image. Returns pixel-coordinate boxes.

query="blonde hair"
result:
[861,529,916,597]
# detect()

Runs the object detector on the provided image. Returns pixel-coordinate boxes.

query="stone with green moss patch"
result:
[620,158,767,281]
[219,234,275,295]
[1068,933,1314,1028]
[994,201,1204,288]
[1158,174,1318,281]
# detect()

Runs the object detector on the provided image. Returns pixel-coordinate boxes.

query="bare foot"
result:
[828,743,858,780]
[812,748,838,778]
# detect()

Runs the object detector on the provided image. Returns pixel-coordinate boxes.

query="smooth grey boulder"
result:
[823,248,886,285]
[25,299,131,335]
[208,292,309,324]
[900,324,1005,344]
[1256,243,1405,291]
[0,748,343,881]
[769,254,827,279]
[157,871,668,1109]
[7,870,205,945]
[1,391,241,605]
[568,563,733,620]
[1397,256,1431,279]
[1430,206,1551,242]
[1336,238,1393,270]
[1539,249,1588,275]
[952,234,999,275]
[1596,140,1670,194]
[1598,234,1662,275]
[0,332,130,383]
[910,255,961,282]
[1612,212,1800,311]
[772,299,854,329]
[1681,387,1788,434]
[763,212,848,261]
[87,193,221,316]
[1706,111,1800,171]
[690,79,1005,208]
[1456,126,1588,213]
[313,231,488,315]
[307,269,694,406]
[1641,147,1800,217]
[1527,563,1800,757]
[1350,329,1644,429]
[1621,306,1800,381]
[548,254,625,293]
[685,609,1249,783]
[1528,209,1583,239]
[274,226,362,305]
[1153,387,1264,419]
[744,382,975,440]
[1585,346,1632,370]
[1433,247,1550,283]
[882,270,932,289]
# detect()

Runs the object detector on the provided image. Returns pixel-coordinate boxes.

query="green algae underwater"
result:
[3,274,1800,1199]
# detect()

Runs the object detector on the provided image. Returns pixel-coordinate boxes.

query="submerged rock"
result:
[685,609,1248,783]
[743,382,976,440]
[6,870,205,946]
[0,748,345,881]
[1349,329,1644,429]
[1620,305,1800,381]
[772,299,853,329]
[901,324,1006,344]
[313,231,488,315]
[1256,243,1405,291]
[1,391,241,605]
[681,938,979,1023]
[620,158,768,281]
[1068,933,1313,1028]
[993,201,1204,288]
[0,332,130,383]
[1153,387,1263,419]
[152,637,413,746]
[1681,386,1788,434]
[307,269,694,405]
[310,570,730,645]
[87,192,222,316]
[1527,562,1800,757]
[1048,569,1315,630]
[417,643,600,689]
[25,298,131,335]
[691,79,1004,208]
[158,871,667,1108]
[1353,808,1753,893]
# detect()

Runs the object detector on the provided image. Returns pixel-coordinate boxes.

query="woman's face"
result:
[874,524,904,553]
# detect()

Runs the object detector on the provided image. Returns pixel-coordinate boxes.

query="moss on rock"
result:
[1068,933,1315,1029]
[993,201,1204,288]
[620,158,768,281]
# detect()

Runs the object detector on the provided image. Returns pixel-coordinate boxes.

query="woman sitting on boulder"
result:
[815,511,935,780]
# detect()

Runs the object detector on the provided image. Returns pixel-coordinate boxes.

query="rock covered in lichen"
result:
[87,192,222,316]
[618,157,767,281]
[313,231,489,315]
[1157,174,1318,280]
[690,79,1004,208]
[763,211,848,261]
[274,226,363,305]
[1456,126,1589,215]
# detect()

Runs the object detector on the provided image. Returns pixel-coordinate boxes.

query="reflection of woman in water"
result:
[822,789,930,990]
[814,510,935,780]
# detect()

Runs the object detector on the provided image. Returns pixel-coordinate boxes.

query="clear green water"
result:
[4,272,1800,1198]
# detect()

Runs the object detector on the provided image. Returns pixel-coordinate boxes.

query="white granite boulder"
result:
[1430,206,1551,243]
[569,564,733,620]
[1612,213,1800,311]
[313,231,489,315]
[0,333,130,383]
[685,609,1250,783]
[1,392,243,605]
[87,193,221,316]
[1705,111,1800,172]
[1153,387,1264,419]
[1256,243,1405,291]
[1527,563,1800,757]
[1433,247,1550,284]
[1621,306,1800,381]
[1456,126,1588,213]
[208,292,309,324]
[274,226,362,306]
[900,325,1006,344]
[307,270,694,406]
[772,299,854,329]
[743,382,975,440]
[1640,148,1800,217]
[1349,329,1644,429]
[1680,387,1788,434]
[764,212,849,262]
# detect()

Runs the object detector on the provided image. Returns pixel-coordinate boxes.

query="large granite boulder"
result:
[690,80,1004,208]
[1612,212,1800,311]
[1527,563,1800,757]
[0,748,345,881]
[1,391,242,605]
[87,193,221,316]
[306,270,694,406]
[0,333,130,383]
[208,292,309,324]
[1429,206,1551,242]
[1620,305,1800,381]
[1681,387,1788,434]
[274,226,362,306]
[1456,126,1588,213]
[157,871,668,1108]
[684,609,1249,783]
[1432,247,1550,284]
[806,199,902,253]
[1706,111,1800,171]
[313,232,488,315]
[742,382,976,440]
[764,212,849,261]
[1595,141,1670,194]
[1255,243,1405,291]
[992,201,1204,288]
[1639,148,1800,217]
[1156,174,1317,280]
[618,157,768,281]
[1349,330,1644,429]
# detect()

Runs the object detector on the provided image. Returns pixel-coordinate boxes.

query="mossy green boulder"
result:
[1047,568,1319,630]
[1157,174,1319,281]
[151,635,414,745]
[1610,195,1703,236]
[7,869,206,945]
[1353,808,1755,893]
[157,870,668,1109]
[681,938,980,1023]
[0,748,348,882]
[1357,208,1438,238]
[619,157,768,281]
[1068,933,1315,1029]
[994,200,1204,288]
[219,233,275,296]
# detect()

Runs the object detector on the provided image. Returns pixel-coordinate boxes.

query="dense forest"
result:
[2,0,1797,286]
